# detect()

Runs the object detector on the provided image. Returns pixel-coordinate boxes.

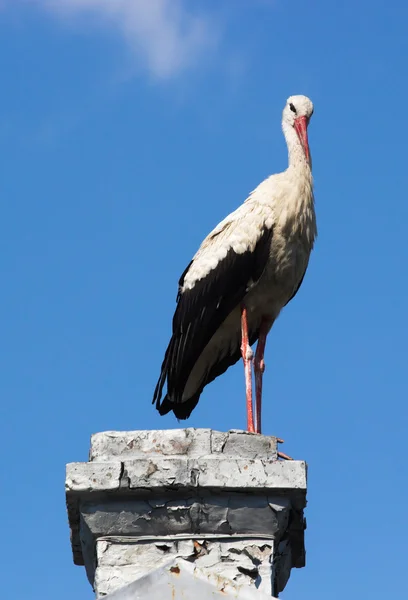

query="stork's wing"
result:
[153,209,273,411]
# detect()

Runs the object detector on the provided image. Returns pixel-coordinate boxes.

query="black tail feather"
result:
[154,327,261,420]
[157,393,201,420]
[152,336,175,408]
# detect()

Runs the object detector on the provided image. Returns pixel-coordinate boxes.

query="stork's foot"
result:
[277,451,293,460]
[277,437,293,460]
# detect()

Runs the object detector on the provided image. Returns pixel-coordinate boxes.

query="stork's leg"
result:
[240,305,255,433]
[254,319,270,434]
[254,320,293,458]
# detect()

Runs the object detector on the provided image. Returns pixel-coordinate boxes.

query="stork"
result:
[153,95,316,438]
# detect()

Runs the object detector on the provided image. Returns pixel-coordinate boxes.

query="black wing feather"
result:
[284,267,307,307]
[153,226,273,413]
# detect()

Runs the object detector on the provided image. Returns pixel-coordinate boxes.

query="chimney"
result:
[66,428,307,598]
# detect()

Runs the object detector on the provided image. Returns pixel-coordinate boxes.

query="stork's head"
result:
[282,95,314,163]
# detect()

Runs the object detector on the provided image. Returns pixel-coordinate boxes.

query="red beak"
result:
[294,116,310,162]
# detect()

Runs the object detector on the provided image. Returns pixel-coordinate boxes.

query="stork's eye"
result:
[289,103,297,114]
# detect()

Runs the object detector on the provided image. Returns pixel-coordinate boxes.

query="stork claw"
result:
[277,451,293,461]
[275,437,292,458]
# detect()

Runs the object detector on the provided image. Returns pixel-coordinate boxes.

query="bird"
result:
[153,95,316,437]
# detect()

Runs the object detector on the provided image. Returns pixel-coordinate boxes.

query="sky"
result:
[0,0,407,598]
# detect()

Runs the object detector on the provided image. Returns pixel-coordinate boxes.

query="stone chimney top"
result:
[66,428,307,598]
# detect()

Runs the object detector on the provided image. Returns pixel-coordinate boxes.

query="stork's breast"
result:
[247,230,311,313]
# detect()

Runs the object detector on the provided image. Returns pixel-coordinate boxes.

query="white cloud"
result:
[30,0,218,79]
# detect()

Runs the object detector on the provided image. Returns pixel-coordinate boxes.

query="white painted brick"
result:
[65,462,121,492]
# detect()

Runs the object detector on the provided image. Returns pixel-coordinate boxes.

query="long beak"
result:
[294,116,310,163]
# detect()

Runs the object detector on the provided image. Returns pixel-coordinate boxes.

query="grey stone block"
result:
[214,430,278,459]
[95,539,277,598]
[66,462,121,492]
[80,494,291,539]
[90,429,213,461]
[100,558,278,600]
[193,457,306,489]
[90,429,278,462]
[66,456,305,496]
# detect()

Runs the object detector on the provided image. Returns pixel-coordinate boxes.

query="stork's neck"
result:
[282,121,312,172]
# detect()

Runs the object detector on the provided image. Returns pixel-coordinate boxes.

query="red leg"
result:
[254,319,270,434]
[240,305,254,433]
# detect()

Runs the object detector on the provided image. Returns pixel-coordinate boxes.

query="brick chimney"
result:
[66,428,307,598]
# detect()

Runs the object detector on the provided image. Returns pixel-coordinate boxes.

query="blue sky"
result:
[0,0,407,598]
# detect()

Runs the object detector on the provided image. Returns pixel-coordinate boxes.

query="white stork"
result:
[153,95,316,436]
